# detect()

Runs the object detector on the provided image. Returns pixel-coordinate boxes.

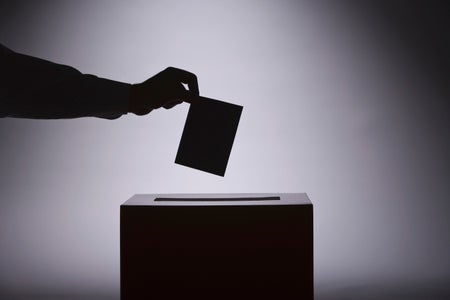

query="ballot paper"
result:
[175,97,243,176]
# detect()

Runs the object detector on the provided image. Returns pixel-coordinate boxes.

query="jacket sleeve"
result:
[0,44,130,119]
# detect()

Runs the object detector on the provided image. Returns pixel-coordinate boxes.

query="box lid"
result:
[122,193,311,206]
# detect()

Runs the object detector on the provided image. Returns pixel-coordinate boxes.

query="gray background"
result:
[1,1,449,299]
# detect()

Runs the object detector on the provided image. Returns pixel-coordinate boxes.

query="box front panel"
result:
[121,204,312,300]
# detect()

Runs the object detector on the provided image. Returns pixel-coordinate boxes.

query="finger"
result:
[179,90,201,105]
[173,82,200,104]
[166,67,199,96]
[134,107,153,115]
[163,100,183,109]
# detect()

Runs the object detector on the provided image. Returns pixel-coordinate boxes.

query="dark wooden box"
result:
[121,193,313,300]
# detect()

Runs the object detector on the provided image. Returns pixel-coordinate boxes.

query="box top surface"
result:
[122,193,311,206]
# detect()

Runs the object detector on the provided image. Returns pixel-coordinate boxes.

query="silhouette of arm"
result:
[0,44,130,119]
[0,44,199,119]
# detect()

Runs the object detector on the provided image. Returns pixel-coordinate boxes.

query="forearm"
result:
[0,45,130,119]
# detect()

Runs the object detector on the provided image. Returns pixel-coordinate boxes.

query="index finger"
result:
[167,67,200,97]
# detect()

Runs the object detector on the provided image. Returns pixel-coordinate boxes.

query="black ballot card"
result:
[175,97,243,176]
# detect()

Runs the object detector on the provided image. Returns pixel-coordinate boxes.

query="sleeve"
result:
[0,43,130,119]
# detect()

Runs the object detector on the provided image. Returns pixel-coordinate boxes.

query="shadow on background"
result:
[0,296,118,300]
[318,282,450,300]
[4,284,450,300]
[368,1,450,86]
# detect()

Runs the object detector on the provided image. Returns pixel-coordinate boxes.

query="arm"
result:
[0,44,199,119]
[0,44,129,119]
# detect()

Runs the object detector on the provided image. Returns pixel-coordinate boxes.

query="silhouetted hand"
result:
[129,67,200,115]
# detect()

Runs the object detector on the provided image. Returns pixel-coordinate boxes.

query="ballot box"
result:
[120,193,313,300]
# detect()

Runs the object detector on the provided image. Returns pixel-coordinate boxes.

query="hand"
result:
[129,67,200,115]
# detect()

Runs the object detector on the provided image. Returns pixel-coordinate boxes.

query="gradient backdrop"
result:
[0,1,449,299]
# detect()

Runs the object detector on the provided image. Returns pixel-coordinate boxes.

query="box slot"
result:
[154,196,280,202]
